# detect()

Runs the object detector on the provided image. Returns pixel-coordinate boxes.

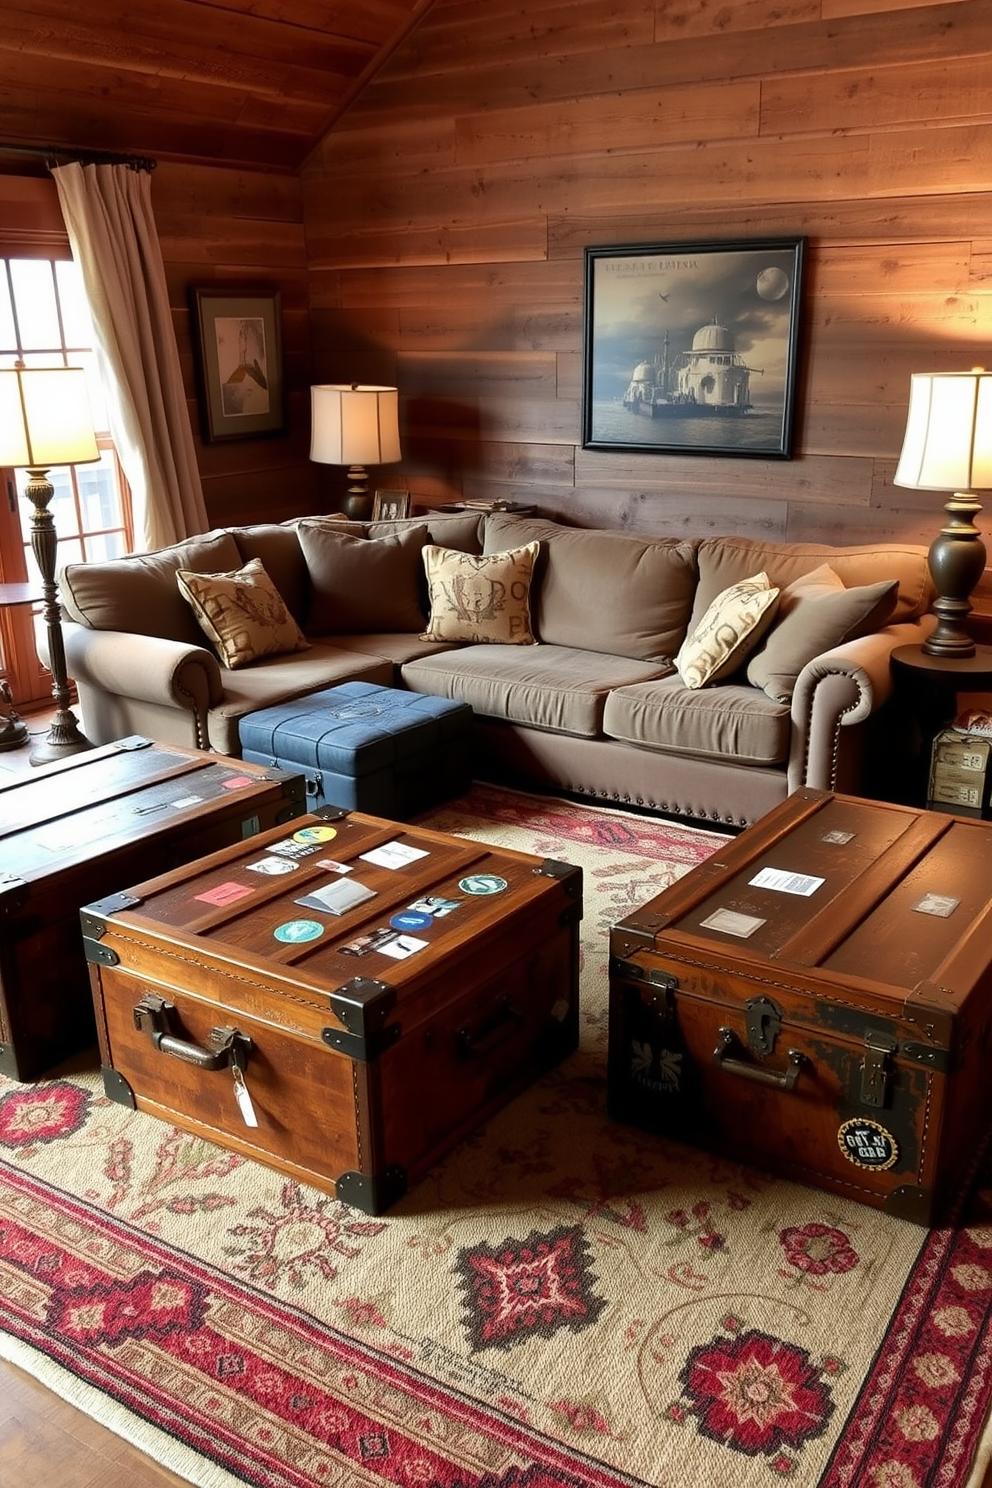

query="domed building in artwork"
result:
[675,320,754,411]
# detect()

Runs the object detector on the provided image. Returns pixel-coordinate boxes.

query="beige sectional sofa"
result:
[59,509,934,828]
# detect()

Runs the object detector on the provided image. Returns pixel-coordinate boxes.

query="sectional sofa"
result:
[58,510,934,828]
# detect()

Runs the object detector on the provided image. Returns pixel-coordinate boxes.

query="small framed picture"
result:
[188,285,285,443]
[372,490,411,521]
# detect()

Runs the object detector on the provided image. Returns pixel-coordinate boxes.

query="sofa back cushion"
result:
[484,514,698,662]
[234,524,310,624]
[689,536,931,633]
[298,522,429,633]
[370,510,483,553]
[60,529,243,644]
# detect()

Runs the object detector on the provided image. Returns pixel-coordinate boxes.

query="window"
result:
[0,257,133,706]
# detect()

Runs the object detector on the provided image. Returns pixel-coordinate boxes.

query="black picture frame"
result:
[189,286,285,443]
[582,237,806,459]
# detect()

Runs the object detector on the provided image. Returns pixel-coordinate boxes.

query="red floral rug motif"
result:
[456,1225,606,1352]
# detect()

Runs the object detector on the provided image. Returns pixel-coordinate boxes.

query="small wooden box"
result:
[608,789,992,1225]
[0,736,305,1081]
[82,811,581,1214]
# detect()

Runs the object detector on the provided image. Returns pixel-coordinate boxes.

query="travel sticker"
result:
[245,856,299,875]
[837,1118,899,1170]
[293,825,338,844]
[195,881,255,907]
[273,918,325,944]
[361,841,429,870]
[220,775,254,790]
[268,837,325,860]
[390,909,433,932]
[459,873,509,896]
[409,895,461,917]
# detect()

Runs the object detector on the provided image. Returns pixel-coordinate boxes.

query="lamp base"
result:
[29,707,93,767]
[339,464,373,522]
[922,490,986,660]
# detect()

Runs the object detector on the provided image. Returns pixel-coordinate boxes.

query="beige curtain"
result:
[51,162,209,551]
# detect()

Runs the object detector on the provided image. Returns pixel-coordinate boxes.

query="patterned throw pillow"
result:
[675,571,780,689]
[176,557,311,669]
[420,542,539,645]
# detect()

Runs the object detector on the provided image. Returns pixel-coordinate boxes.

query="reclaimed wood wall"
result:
[151,163,322,526]
[301,0,992,553]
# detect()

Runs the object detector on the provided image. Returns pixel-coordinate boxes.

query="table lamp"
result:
[893,368,992,659]
[0,362,100,764]
[310,384,401,521]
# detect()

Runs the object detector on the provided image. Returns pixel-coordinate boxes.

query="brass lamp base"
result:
[923,490,986,659]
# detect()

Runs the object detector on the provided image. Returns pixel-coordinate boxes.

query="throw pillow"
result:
[297,523,428,633]
[675,571,780,689]
[176,557,310,669]
[420,542,539,645]
[746,568,899,702]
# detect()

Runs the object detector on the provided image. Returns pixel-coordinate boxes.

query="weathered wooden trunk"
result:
[0,736,305,1081]
[83,809,582,1214]
[608,789,992,1225]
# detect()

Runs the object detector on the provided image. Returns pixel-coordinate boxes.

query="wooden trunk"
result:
[83,809,582,1214]
[608,789,992,1225]
[0,736,306,1082]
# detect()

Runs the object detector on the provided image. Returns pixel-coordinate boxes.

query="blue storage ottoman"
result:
[238,682,473,818]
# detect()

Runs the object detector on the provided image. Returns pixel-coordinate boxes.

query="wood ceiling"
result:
[0,0,435,174]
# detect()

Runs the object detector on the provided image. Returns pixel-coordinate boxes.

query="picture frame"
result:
[372,489,411,521]
[189,286,285,443]
[582,237,806,459]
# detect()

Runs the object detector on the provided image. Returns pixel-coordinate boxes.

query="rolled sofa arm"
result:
[788,616,936,793]
[62,623,224,736]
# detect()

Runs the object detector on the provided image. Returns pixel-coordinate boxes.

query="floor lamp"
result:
[894,369,992,659]
[310,384,402,521]
[0,363,100,765]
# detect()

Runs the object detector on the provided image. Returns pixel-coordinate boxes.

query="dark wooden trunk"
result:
[83,808,582,1214]
[0,736,305,1081]
[608,789,992,1225]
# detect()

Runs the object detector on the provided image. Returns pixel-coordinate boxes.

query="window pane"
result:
[0,269,16,350]
[55,260,94,349]
[84,530,126,562]
[9,260,61,350]
[77,454,122,530]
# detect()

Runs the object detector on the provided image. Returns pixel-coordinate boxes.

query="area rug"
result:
[1,784,991,1488]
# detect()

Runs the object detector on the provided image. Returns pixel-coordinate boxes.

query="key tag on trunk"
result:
[232,1065,259,1128]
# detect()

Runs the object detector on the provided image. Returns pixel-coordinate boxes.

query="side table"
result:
[0,583,43,751]
[889,643,992,807]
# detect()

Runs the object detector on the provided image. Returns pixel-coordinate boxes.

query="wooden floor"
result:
[0,707,193,1487]
[4,707,992,1488]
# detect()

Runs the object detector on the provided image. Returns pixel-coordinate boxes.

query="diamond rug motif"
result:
[0,784,991,1488]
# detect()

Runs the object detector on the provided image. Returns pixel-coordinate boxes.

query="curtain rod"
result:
[0,143,156,172]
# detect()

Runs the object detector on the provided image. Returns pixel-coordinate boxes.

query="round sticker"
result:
[390,910,433,932]
[293,825,338,844]
[459,874,509,896]
[273,918,325,944]
[837,1118,899,1170]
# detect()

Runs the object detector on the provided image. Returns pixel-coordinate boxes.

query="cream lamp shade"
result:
[0,364,100,468]
[893,369,992,659]
[0,362,99,765]
[310,383,401,520]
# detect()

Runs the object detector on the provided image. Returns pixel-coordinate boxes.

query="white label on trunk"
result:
[749,866,825,897]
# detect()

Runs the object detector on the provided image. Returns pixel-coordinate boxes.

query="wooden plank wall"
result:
[300,0,992,554]
[151,162,323,527]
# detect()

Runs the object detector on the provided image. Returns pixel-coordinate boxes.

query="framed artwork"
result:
[372,489,411,521]
[189,286,285,442]
[582,237,806,459]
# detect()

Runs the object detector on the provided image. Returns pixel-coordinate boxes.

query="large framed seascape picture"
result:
[582,237,805,459]
[189,286,285,443]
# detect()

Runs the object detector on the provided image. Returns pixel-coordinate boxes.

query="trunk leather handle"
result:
[714,1027,806,1091]
[133,993,252,1072]
[457,997,524,1060]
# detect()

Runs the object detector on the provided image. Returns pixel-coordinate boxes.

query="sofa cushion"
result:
[690,536,930,630]
[297,523,429,634]
[746,566,899,702]
[421,542,539,645]
[675,573,780,688]
[604,674,792,766]
[60,529,243,644]
[402,645,668,737]
[484,513,698,661]
[233,524,310,624]
[177,557,311,669]
[370,510,483,553]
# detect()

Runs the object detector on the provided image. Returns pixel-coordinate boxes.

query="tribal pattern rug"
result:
[1,785,991,1488]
